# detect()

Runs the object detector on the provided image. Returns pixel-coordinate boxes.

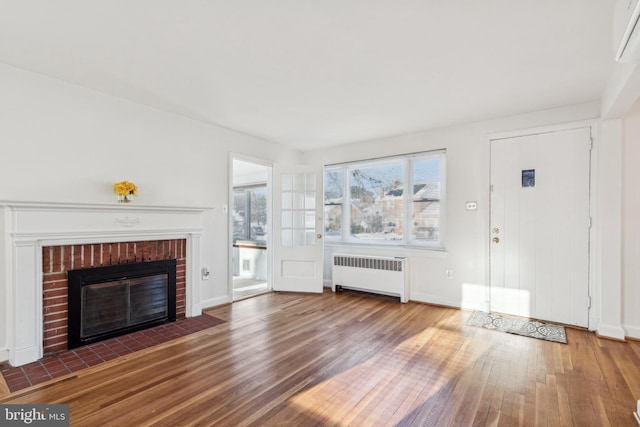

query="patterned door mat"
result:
[466,310,567,344]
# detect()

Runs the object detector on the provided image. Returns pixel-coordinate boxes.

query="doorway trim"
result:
[228,153,274,302]
[487,119,599,331]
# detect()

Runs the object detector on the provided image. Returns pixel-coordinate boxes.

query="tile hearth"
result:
[1,314,225,393]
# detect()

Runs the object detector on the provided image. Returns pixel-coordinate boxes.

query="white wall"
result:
[1,57,633,358]
[0,63,302,357]
[623,99,640,338]
[596,119,625,339]
[303,103,603,313]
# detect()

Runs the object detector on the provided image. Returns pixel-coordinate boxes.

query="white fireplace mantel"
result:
[0,201,213,366]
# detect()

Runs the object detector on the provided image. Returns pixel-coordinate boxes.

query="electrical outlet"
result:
[445,269,453,279]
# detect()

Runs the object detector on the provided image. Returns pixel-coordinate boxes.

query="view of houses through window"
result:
[233,185,267,244]
[324,151,445,247]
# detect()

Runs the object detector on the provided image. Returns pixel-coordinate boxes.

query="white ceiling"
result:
[0,1,616,151]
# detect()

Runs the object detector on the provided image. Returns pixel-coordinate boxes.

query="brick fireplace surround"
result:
[1,202,209,368]
[42,239,187,355]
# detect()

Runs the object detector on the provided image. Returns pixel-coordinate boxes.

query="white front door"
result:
[273,165,324,293]
[490,127,591,327]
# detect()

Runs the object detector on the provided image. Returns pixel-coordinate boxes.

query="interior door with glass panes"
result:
[273,165,324,293]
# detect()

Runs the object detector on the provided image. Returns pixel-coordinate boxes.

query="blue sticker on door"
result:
[522,169,535,187]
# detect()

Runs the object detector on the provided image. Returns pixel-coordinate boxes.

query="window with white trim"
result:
[233,184,267,244]
[324,150,445,248]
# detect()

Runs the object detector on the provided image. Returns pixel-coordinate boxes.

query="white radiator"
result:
[331,254,409,303]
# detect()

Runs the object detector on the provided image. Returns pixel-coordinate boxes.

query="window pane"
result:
[282,192,292,209]
[282,211,292,228]
[305,173,316,191]
[293,211,305,228]
[293,192,304,209]
[249,187,267,241]
[324,170,343,238]
[350,162,403,241]
[283,171,318,247]
[412,157,441,242]
[282,174,293,191]
[233,185,267,243]
[304,192,314,209]
[233,190,247,242]
[305,212,315,228]
[322,151,445,248]
[305,230,316,246]
[293,173,304,191]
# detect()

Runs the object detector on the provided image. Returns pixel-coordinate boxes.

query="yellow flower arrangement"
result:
[113,180,138,197]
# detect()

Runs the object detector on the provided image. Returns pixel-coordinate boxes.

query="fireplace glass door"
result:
[69,259,177,349]
[130,274,169,325]
[81,274,169,339]
[81,279,129,338]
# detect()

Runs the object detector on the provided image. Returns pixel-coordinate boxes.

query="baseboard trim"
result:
[623,324,640,340]
[596,323,627,341]
[201,295,231,310]
[410,292,461,309]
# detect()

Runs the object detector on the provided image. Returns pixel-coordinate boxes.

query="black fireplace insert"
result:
[67,259,177,349]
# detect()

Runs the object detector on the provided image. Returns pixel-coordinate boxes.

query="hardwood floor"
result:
[2,290,640,426]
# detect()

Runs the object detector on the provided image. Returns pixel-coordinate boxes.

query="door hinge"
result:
[589,137,593,150]
[490,184,494,192]
[587,296,592,309]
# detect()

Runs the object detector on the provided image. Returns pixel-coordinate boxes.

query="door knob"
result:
[492,237,500,243]
[316,233,323,239]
